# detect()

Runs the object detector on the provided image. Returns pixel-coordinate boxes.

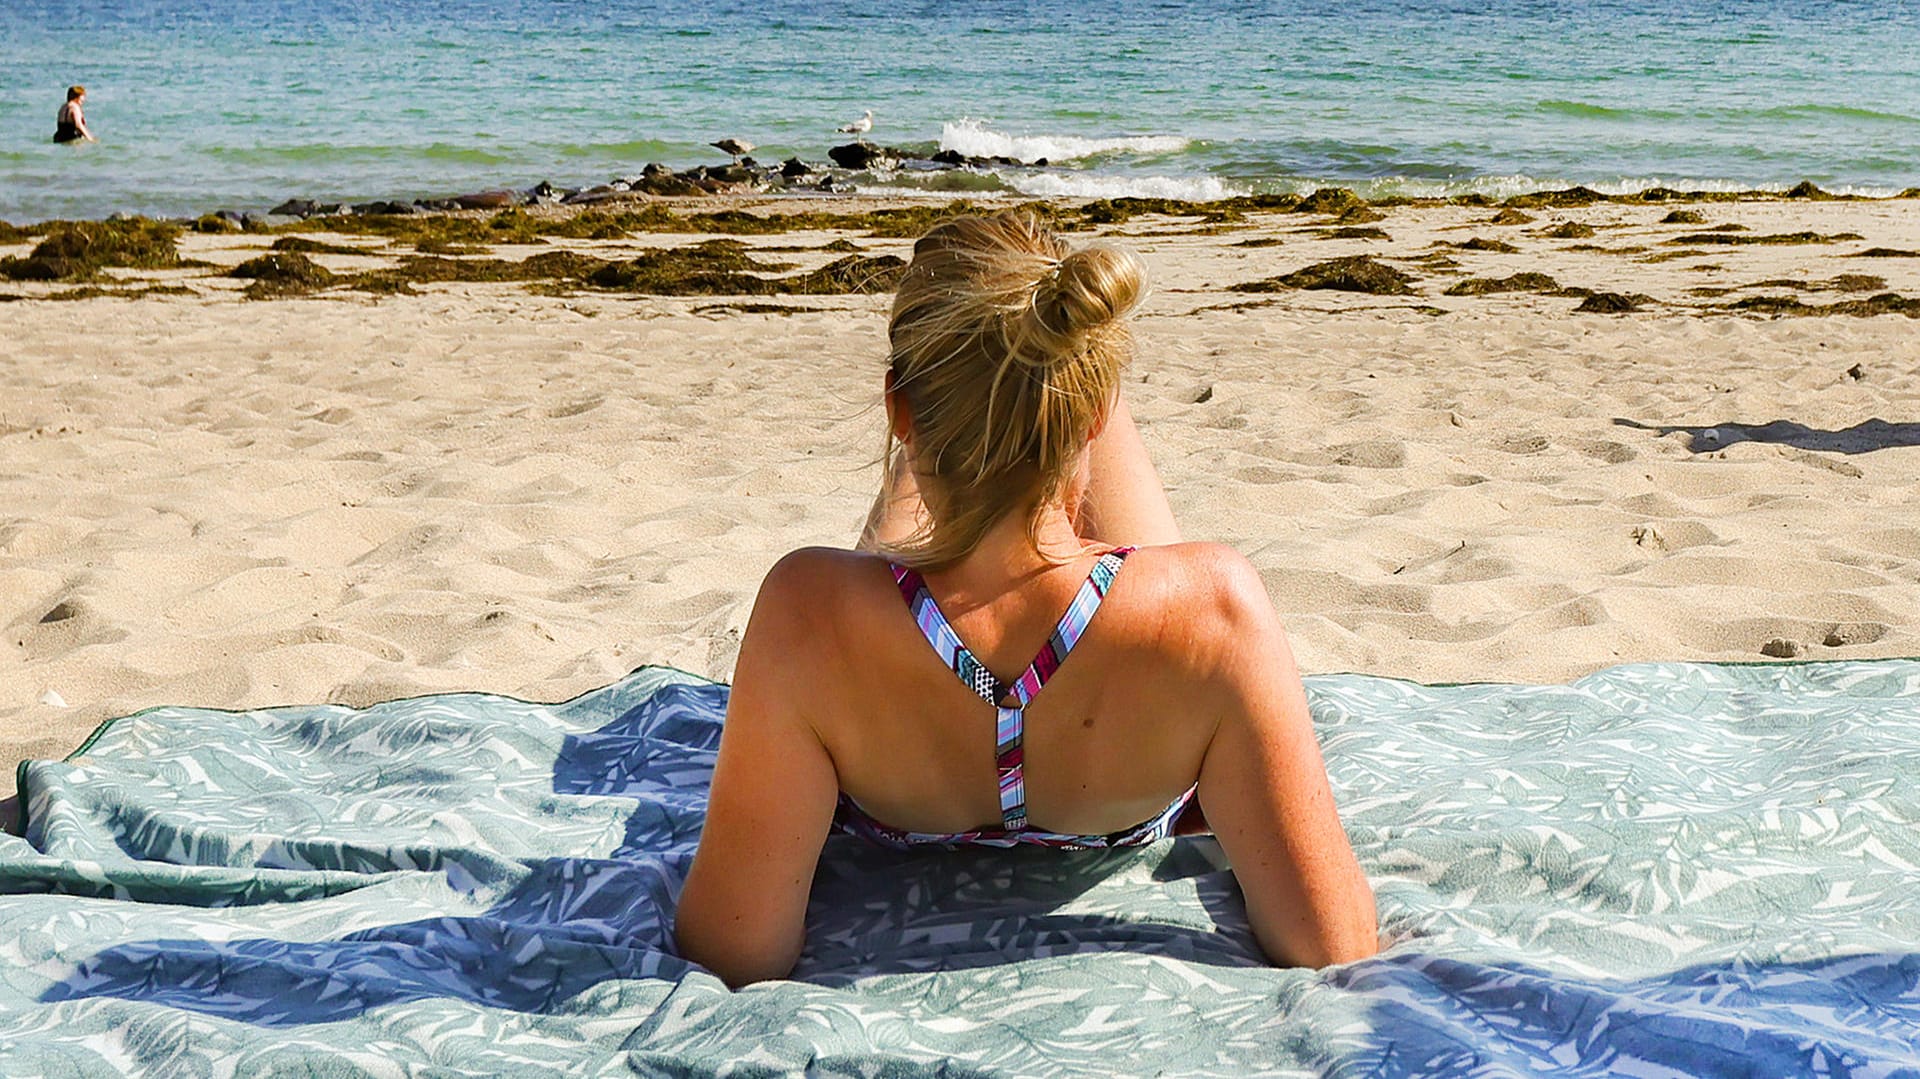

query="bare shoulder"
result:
[1120,541,1276,624]
[744,546,895,649]
[1113,542,1291,691]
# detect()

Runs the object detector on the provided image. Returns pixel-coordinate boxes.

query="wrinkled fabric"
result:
[1,660,1917,1076]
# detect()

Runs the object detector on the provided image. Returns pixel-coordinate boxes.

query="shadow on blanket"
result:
[17,660,1920,1073]
[35,681,1260,1025]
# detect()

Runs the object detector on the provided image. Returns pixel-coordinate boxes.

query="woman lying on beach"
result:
[676,211,1377,985]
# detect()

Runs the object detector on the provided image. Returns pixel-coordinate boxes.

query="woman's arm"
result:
[674,552,842,986]
[1189,548,1378,967]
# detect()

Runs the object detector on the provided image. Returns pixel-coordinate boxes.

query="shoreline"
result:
[2,190,1918,805]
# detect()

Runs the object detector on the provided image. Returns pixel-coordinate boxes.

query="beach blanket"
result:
[3,660,1919,1076]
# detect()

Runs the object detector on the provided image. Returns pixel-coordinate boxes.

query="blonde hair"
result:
[880,210,1145,569]
[67,86,85,101]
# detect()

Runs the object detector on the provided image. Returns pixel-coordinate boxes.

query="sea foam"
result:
[938,119,1190,164]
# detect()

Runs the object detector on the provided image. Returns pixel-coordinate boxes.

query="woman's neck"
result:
[930,502,1094,598]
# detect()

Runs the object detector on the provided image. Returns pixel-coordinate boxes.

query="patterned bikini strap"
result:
[891,548,1134,831]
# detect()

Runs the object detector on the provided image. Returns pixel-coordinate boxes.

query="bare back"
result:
[799,542,1220,839]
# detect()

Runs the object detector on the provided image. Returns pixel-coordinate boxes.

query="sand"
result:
[3,195,1918,809]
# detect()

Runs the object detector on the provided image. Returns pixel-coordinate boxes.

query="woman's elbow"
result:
[672,913,801,988]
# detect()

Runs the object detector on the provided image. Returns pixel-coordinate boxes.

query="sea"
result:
[2,0,1917,223]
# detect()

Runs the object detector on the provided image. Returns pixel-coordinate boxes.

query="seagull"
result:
[710,137,754,164]
[836,110,874,142]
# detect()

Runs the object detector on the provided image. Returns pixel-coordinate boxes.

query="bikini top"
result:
[834,546,1198,850]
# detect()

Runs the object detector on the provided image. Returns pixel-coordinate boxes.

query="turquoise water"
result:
[3,0,1917,222]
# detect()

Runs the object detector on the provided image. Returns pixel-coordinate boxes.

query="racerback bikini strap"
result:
[891,547,1133,830]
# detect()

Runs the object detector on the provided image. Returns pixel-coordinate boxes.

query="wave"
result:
[855,168,1910,205]
[937,119,1190,164]
[1535,100,1679,120]
[999,171,1238,201]
[1755,104,1920,125]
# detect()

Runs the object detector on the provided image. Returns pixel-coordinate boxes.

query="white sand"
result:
[3,196,1918,799]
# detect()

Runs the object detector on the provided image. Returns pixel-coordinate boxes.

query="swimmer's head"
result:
[882,210,1145,567]
[67,85,85,101]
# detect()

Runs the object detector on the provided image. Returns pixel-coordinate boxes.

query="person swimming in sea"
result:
[55,86,95,144]
[674,209,1379,985]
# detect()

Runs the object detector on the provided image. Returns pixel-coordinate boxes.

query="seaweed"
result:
[1857,247,1920,258]
[1782,181,1833,200]
[1443,272,1566,296]
[1543,222,1595,239]
[1324,226,1390,240]
[1335,205,1386,224]
[0,218,182,281]
[1739,274,1886,293]
[1233,237,1285,248]
[1488,208,1535,225]
[1728,292,1920,318]
[1232,255,1415,295]
[821,238,861,253]
[1660,210,1708,224]
[1293,188,1366,216]
[582,240,781,294]
[272,236,379,256]
[1574,292,1652,314]
[354,249,616,291]
[0,221,36,245]
[1502,186,1608,209]
[778,253,908,294]
[228,251,336,299]
[1456,237,1520,253]
[1671,231,1862,246]
[34,284,197,301]
[193,213,242,234]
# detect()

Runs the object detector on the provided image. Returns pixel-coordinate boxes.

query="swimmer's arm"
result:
[674,554,840,987]
[1189,548,1378,968]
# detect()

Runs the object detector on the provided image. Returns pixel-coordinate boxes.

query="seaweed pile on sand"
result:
[0,218,182,281]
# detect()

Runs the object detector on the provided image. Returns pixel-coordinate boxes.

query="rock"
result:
[1783,181,1829,199]
[930,149,966,166]
[193,213,241,234]
[414,198,458,212]
[828,142,893,170]
[1846,363,1866,380]
[562,186,621,205]
[641,162,670,178]
[527,180,558,202]
[1760,638,1804,659]
[454,190,517,210]
[270,198,318,218]
[780,157,812,178]
[352,200,417,216]
[737,156,759,170]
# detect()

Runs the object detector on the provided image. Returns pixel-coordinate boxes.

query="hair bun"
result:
[1035,245,1146,338]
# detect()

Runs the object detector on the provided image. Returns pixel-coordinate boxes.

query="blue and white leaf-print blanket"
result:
[3,660,1919,1076]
